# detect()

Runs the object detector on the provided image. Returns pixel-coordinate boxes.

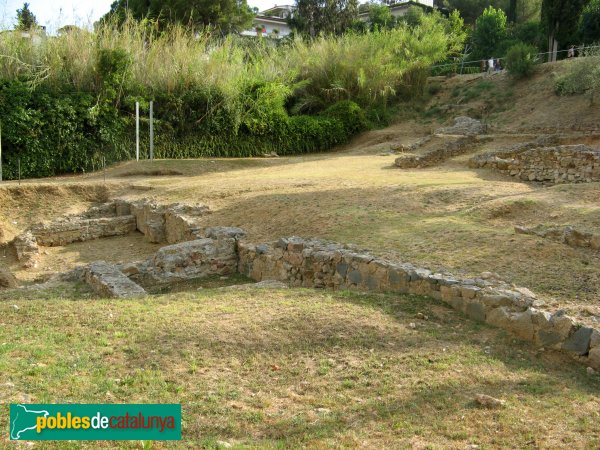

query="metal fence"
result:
[431,44,600,76]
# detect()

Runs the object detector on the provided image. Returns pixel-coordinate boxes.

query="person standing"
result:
[487,57,495,75]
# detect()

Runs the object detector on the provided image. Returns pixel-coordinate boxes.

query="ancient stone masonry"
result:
[238,236,600,370]
[128,200,210,244]
[31,216,137,246]
[121,227,245,284]
[10,199,211,267]
[391,135,433,153]
[12,231,40,268]
[515,225,600,250]
[64,227,245,296]
[470,144,600,183]
[84,261,146,299]
[434,116,484,136]
[394,136,492,169]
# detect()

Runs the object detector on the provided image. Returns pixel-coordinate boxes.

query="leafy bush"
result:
[555,56,600,104]
[579,0,600,44]
[321,100,369,135]
[471,7,508,60]
[0,14,462,179]
[505,43,538,79]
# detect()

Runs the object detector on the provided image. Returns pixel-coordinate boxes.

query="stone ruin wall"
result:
[10,199,211,268]
[5,197,600,372]
[237,237,600,371]
[470,144,600,183]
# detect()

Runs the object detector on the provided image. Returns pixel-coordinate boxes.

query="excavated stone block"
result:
[31,216,136,246]
[85,261,146,298]
[148,238,238,282]
[12,232,40,268]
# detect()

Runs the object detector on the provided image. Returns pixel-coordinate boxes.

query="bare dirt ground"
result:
[1,61,599,321]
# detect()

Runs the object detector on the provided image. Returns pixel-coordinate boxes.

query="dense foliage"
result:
[555,55,600,104]
[542,0,591,59]
[505,42,538,78]
[289,0,359,36]
[0,14,461,179]
[104,0,255,32]
[15,2,38,31]
[579,0,600,43]
[472,6,508,60]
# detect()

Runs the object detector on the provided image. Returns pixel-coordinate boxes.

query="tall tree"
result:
[579,0,600,43]
[290,0,359,37]
[441,0,509,24]
[471,6,508,59]
[542,0,590,61]
[104,0,255,32]
[508,0,518,22]
[15,2,38,30]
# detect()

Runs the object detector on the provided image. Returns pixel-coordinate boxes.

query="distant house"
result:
[241,5,294,39]
[242,1,434,38]
[0,26,47,45]
[359,0,434,20]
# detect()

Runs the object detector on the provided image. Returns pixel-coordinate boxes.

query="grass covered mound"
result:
[0,287,597,448]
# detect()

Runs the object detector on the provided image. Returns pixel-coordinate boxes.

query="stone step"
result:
[84,261,147,298]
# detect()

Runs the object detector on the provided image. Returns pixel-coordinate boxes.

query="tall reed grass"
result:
[0,13,463,178]
[0,13,461,108]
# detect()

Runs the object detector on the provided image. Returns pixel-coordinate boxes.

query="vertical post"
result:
[0,122,2,182]
[18,158,20,186]
[103,156,106,183]
[136,101,140,162]
[149,101,154,162]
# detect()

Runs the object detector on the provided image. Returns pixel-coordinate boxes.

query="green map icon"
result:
[10,404,49,440]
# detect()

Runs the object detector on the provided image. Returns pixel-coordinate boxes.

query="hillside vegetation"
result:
[0,15,463,179]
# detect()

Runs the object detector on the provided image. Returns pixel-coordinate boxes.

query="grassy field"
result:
[1,66,600,448]
[0,287,598,449]
[1,125,600,319]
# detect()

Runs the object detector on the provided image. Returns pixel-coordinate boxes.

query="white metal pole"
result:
[136,102,140,162]
[149,101,154,162]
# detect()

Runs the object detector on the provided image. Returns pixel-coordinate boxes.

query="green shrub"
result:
[555,56,600,104]
[321,101,368,136]
[0,14,462,179]
[505,42,538,79]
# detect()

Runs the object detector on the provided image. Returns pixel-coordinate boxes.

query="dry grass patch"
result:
[0,289,599,448]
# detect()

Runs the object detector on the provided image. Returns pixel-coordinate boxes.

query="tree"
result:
[104,0,255,32]
[368,3,394,31]
[15,2,38,31]
[290,0,359,37]
[471,6,508,59]
[579,0,600,43]
[542,0,590,61]
[508,0,518,22]
[442,0,508,24]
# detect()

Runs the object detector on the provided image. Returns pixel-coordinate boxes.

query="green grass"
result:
[0,288,598,448]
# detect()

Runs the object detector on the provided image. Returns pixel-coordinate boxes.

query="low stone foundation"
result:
[122,227,245,284]
[470,144,600,183]
[32,216,137,246]
[10,199,211,267]
[238,236,600,370]
[394,136,491,169]
[84,261,147,299]
[515,225,600,250]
